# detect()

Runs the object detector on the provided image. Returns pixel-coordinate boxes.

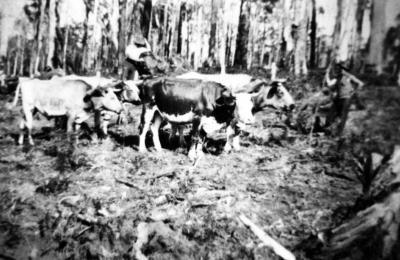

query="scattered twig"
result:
[73,226,92,238]
[324,171,357,182]
[144,171,176,180]
[114,177,146,192]
[238,214,296,260]
[258,166,285,172]
[76,213,99,225]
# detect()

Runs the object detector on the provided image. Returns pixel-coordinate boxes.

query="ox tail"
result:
[11,81,21,107]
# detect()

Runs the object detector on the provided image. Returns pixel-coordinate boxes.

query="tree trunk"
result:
[118,0,127,77]
[141,0,152,40]
[309,0,317,68]
[234,0,250,69]
[13,38,19,76]
[47,0,56,68]
[34,0,46,75]
[81,2,90,74]
[219,6,227,74]
[369,0,385,74]
[19,38,25,75]
[63,25,69,71]
[293,0,309,76]
[176,3,186,55]
[193,5,203,70]
[208,0,218,64]
[162,3,169,57]
[331,0,343,64]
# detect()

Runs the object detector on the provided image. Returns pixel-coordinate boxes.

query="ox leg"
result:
[18,118,25,145]
[102,121,109,136]
[169,124,178,145]
[100,111,112,137]
[138,105,155,152]
[24,111,34,146]
[232,135,241,151]
[224,122,241,152]
[188,118,203,162]
[66,116,74,134]
[66,115,76,143]
[150,113,163,152]
[178,125,187,147]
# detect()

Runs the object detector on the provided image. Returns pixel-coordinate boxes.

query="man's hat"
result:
[133,33,147,46]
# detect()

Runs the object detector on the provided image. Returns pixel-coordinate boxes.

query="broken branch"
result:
[239,214,296,260]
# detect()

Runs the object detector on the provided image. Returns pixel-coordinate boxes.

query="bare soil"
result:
[0,82,399,260]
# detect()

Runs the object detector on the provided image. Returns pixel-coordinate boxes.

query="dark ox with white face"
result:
[170,80,295,143]
[137,77,238,161]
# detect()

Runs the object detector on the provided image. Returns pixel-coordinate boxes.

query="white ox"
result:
[55,75,142,135]
[12,78,123,145]
[177,72,253,93]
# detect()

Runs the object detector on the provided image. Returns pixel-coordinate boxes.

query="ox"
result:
[176,72,253,93]
[12,78,123,145]
[55,75,142,135]
[137,77,239,161]
[169,79,295,147]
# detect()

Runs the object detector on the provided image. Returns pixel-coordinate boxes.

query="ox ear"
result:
[83,88,103,103]
[267,82,279,99]
[216,89,235,106]
[110,81,125,92]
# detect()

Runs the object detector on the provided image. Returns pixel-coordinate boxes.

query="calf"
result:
[12,78,123,145]
[138,77,238,160]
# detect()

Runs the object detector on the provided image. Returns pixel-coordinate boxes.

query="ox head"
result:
[84,86,123,113]
[234,93,256,126]
[213,88,236,123]
[253,81,295,112]
[111,80,141,105]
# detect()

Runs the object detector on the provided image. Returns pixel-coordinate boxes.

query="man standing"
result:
[124,34,153,80]
[325,62,364,135]
[124,34,169,81]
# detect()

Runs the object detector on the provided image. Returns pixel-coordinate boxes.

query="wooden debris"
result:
[134,222,149,260]
[188,189,233,207]
[76,214,99,225]
[238,214,296,260]
[114,177,146,192]
[322,145,400,259]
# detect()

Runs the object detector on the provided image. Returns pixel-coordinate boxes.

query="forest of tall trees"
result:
[0,0,400,79]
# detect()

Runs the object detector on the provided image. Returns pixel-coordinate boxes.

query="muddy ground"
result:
[0,78,399,260]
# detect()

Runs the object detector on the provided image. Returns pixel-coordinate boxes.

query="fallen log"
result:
[321,145,400,260]
[238,214,296,260]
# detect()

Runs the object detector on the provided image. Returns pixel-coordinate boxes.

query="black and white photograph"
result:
[0,0,400,259]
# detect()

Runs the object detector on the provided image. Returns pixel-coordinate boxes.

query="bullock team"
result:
[5,34,299,161]
[9,71,295,161]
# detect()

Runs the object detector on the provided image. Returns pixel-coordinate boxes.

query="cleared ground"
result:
[0,81,398,259]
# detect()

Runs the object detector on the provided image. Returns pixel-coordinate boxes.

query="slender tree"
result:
[309,0,317,68]
[47,0,56,68]
[118,0,127,76]
[234,0,250,68]
[33,0,46,75]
